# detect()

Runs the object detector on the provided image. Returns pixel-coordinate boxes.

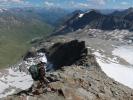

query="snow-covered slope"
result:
[0,68,33,98]
[113,46,133,65]
[94,45,133,89]
[0,52,47,98]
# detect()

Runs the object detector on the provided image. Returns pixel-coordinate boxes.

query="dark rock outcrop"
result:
[46,40,89,70]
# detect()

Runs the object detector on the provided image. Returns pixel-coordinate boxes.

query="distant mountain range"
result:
[55,8,133,34]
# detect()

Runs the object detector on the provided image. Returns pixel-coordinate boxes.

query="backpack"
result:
[29,65,39,81]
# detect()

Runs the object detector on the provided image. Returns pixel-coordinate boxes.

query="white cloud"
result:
[121,1,129,5]
[53,0,110,9]
[10,0,23,3]
[0,0,33,7]
[69,1,90,9]
[88,0,107,5]
[0,0,24,3]
[78,3,89,7]
[73,2,86,7]
[44,1,54,7]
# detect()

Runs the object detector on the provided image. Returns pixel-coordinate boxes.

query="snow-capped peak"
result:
[79,13,84,18]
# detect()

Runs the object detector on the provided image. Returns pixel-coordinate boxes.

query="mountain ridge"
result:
[55,8,133,35]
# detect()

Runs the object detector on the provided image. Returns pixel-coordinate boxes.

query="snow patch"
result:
[0,68,33,98]
[0,89,15,98]
[94,51,133,89]
[113,46,133,65]
[79,13,84,18]
[0,52,48,98]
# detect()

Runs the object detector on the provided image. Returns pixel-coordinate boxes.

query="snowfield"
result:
[0,53,47,98]
[94,45,133,89]
[0,68,33,98]
[113,46,133,65]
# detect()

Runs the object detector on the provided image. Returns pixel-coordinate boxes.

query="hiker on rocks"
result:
[28,57,49,94]
[29,57,48,84]
[37,60,48,84]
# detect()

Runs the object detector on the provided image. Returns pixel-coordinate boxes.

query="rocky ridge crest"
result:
[5,36,133,100]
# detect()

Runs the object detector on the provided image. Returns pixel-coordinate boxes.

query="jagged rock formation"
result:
[46,40,88,70]
[5,38,133,100]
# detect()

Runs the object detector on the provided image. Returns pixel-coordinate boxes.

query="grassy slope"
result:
[0,22,53,68]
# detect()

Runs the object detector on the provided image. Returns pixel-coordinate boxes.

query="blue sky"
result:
[0,0,132,9]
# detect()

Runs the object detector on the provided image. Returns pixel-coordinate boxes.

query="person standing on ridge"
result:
[28,57,49,94]
[38,57,49,84]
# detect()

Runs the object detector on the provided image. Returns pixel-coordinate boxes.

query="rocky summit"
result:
[4,36,133,100]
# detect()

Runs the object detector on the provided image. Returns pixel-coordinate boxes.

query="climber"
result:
[28,57,49,94]
[29,57,48,83]
[37,60,48,84]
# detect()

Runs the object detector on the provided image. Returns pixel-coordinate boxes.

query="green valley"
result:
[0,8,55,68]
